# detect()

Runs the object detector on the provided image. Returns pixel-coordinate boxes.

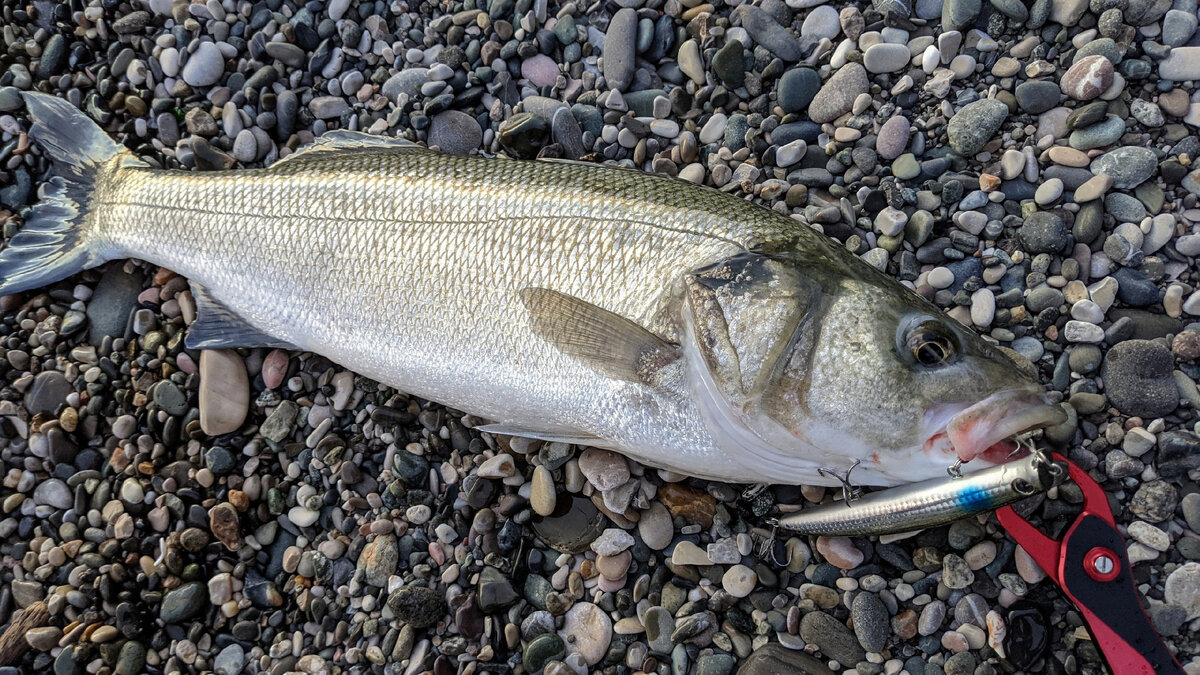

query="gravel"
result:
[0,0,1198,672]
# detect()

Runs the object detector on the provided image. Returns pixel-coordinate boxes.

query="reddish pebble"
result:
[816,535,864,570]
[262,348,289,389]
[176,352,197,374]
[521,54,560,88]
[1060,55,1113,100]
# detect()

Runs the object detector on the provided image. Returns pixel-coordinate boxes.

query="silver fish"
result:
[0,93,1066,486]
[774,449,1062,536]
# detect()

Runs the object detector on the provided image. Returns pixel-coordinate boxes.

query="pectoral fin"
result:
[518,287,679,385]
[185,282,298,350]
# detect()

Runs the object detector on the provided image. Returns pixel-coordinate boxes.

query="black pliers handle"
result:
[996,454,1184,675]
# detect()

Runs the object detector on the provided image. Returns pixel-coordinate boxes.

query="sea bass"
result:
[0,93,1065,486]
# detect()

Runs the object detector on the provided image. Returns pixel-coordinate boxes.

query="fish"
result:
[774,447,1062,536]
[0,92,1067,487]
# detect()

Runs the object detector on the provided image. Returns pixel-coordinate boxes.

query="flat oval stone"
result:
[199,349,249,435]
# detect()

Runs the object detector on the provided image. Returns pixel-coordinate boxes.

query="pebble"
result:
[199,349,248,435]
[428,111,482,154]
[602,9,637,91]
[181,41,225,87]
[777,68,821,113]
[559,603,612,666]
[1060,55,1113,100]
[947,99,1008,156]
[1102,340,1178,418]
[721,565,757,597]
[1090,146,1157,189]
[809,63,869,123]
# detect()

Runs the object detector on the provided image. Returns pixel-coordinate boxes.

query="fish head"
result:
[682,250,1066,486]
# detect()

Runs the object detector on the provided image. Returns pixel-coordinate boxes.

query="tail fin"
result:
[0,92,144,295]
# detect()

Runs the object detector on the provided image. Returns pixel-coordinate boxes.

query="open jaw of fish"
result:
[923,387,1068,469]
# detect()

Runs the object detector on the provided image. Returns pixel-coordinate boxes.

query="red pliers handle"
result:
[996,454,1184,675]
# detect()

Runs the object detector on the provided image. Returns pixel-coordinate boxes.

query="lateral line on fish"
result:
[97,197,759,253]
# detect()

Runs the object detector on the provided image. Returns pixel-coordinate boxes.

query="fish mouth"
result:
[943,388,1067,464]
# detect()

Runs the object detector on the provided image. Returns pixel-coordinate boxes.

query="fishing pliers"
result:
[997,454,1184,674]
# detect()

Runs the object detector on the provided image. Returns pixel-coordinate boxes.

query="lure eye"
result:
[900,318,959,368]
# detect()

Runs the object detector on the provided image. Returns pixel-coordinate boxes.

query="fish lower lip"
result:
[946,390,1067,463]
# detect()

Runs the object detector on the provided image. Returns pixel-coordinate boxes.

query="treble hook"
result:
[817,458,864,504]
[754,519,792,566]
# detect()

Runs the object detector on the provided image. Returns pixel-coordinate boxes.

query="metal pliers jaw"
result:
[996,454,1184,675]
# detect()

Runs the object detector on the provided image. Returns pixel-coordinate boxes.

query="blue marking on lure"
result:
[956,485,995,511]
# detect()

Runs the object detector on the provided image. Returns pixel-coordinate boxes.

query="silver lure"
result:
[774,450,1062,537]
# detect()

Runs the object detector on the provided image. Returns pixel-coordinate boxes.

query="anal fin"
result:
[185,282,298,350]
[519,287,679,385]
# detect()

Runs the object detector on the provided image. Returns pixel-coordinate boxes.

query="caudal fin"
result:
[0,92,144,295]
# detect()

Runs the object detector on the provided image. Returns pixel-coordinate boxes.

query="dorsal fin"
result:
[270,130,424,167]
[184,282,297,350]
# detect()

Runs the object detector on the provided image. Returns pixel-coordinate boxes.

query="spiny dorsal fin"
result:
[185,282,298,350]
[270,130,423,167]
[519,287,678,385]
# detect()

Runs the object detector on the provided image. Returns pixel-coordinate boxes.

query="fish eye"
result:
[899,316,959,368]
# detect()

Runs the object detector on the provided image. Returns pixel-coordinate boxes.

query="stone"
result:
[1018,212,1070,254]
[591,528,635,556]
[388,585,448,627]
[530,465,556,516]
[809,63,869,123]
[33,478,72,509]
[1090,146,1157,189]
[1060,55,1113,101]
[800,611,866,666]
[24,371,71,415]
[1165,563,1200,619]
[712,40,746,88]
[863,43,912,73]
[637,500,673,550]
[358,534,398,586]
[578,448,629,490]
[182,41,224,87]
[852,592,890,653]
[428,110,482,154]
[778,68,821,113]
[736,643,834,674]
[1014,80,1060,114]
[1130,480,1178,523]
[816,536,864,569]
[160,582,208,623]
[733,5,802,61]
[603,9,637,90]
[559,602,612,666]
[876,115,910,160]
[208,502,241,551]
[1102,340,1178,418]
[942,0,981,31]
[199,349,248,436]
[477,565,519,612]
[947,99,1008,156]
[522,54,560,88]
[722,565,757,597]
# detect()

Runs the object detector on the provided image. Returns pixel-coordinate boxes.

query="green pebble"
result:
[891,153,920,180]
